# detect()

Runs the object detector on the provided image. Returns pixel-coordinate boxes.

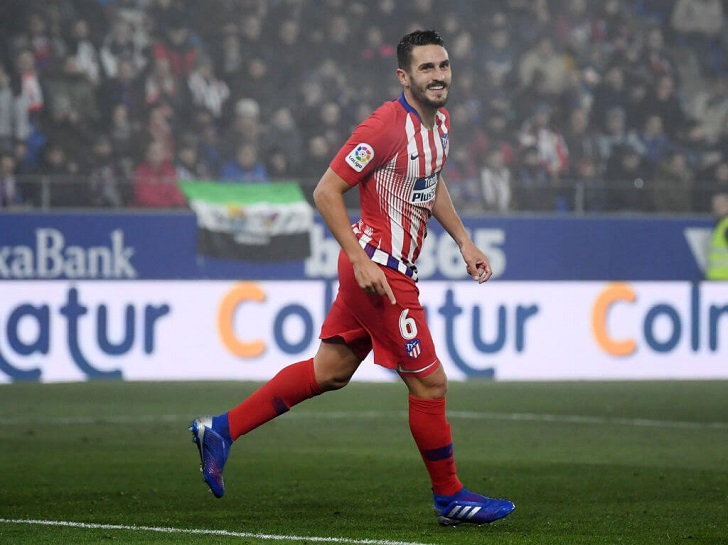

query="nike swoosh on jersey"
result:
[396,359,439,374]
[410,152,420,160]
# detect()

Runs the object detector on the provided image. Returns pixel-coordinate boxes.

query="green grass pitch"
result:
[1,380,727,544]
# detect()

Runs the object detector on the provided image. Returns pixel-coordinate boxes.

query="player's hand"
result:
[353,259,397,305]
[461,241,492,284]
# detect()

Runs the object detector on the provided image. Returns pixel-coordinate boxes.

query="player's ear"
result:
[396,68,409,87]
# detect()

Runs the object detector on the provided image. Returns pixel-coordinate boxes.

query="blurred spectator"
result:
[512,145,553,211]
[0,64,31,150]
[175,136,211,181]
[622,74,650,132]
[479,12,518,84]
[695,158,728,211]
[597,106,645,162]
[144,102,176,161]
[275,19,307,90]
[213,24,244,87]
[478,147,513,213]
[652,150,695,212]
[266,148,293,180]
[510,0,553,48]
[12,137,40,176]
[132,139,186,208]
[220,143,268,184]
[558,66,595,114]
[300,135,333,181]
[517,103,570,180]
[10,12,66,75]
[99,20,147,79]
[222,98,262,158]
[143,56,187,113]
[562,107,602,176]
[189,107,222,176]
[636,113,673,167]
[113,0,153,53]
[147,0,191,38]
[186,55,230,120]
[98,58,144,122]
[633,0,676,26]
[640,74,688,137]
[603,143,653,211]
[317,100,349,152]
[554,0,594,60]
[686,75,728,148]
[43,54,100,157]
[64,18,101,87]
[0,151,24,209]
[359,25,397,81]
[238,14,266,60]
[592,0,632,46]
[12,49,45,123]
[637,25,677,82]
[108,103,143,177]
[572,157,607,212]
[150,15,198,82]
[231,54,279,109]
[481,113,516,166]
[670,0,725,75]
[591,64,631,132]
[518,35,570,99]
[35,143,89,208]
[442,144,480,214]
[83,134,125,207]
[260,106,304,174]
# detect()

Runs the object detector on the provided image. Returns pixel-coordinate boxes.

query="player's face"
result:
[402,45,451,110]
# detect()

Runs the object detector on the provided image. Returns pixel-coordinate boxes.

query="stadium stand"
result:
[0,0,727,213]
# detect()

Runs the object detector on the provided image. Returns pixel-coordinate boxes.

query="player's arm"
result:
[432,176,492,283]
[313,168,396,303]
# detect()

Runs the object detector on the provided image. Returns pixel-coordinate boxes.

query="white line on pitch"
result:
[0,518,433,545]
[14,411,727,430]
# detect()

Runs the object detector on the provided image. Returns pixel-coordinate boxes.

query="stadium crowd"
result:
[1,0,728,213]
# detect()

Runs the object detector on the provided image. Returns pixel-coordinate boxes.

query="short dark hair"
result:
[396,29,446,70]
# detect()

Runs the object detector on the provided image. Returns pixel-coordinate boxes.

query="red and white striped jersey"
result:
[329,93,450,281]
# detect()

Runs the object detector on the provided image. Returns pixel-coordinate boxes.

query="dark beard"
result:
[410,81,449,109]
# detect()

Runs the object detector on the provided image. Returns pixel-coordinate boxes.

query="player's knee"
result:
[424,377,448,399]
[401,364,448,398]
[317,369,353,391]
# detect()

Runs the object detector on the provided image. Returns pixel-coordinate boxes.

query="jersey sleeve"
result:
[330,104,399,186]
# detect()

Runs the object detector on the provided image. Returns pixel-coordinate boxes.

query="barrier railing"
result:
[2,174,721,215]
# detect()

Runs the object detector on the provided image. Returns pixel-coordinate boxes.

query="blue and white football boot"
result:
[433,488,515,526]
[190,416,232,498]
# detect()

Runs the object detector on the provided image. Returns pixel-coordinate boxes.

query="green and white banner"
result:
[180,181,314,261]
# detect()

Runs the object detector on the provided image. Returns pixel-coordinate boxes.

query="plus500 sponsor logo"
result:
[592,283,727,355]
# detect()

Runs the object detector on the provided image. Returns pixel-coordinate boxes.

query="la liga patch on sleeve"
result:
[345,143,374,172]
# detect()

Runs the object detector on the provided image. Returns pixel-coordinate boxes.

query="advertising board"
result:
[1,280,725,383]
[0,213,714,281]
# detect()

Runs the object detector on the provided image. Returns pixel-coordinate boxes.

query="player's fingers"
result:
[381,280,397,305]
[478,267,492,283]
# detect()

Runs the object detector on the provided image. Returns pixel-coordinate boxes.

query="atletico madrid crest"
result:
[405,339,422,358]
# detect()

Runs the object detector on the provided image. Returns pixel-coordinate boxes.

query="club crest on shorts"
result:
[405,339,422,358]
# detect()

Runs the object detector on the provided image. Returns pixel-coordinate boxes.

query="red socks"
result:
[408,394,463,497]
[227,358,321,441]
[225,360,461,496]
